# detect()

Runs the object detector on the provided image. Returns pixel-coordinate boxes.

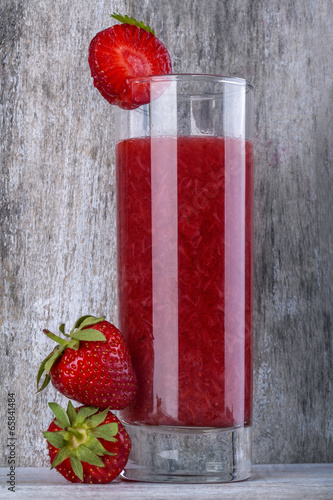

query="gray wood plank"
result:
[1,0,332,467]
[1,465,333,499]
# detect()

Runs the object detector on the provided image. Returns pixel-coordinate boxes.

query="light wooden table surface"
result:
[1,464,332,499]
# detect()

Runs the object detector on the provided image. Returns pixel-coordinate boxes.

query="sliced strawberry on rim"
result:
[88,13,172,109]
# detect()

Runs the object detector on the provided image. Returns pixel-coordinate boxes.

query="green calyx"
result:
[37,315,106,393]
[43,401,118,481]
[111,12,155,35]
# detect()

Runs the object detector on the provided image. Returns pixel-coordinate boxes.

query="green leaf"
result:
[85,408,109,428]
[85,435,114,456]
[43,431,65,449]
[59,323,71,338]
[66,339,79,350]
[57,430,72,441]
[51,446,71,469]
[72,315,97,330]
[48,403,71,429]
[66,401,77,426]
[76,406,99,424]
[77,445,104,467]
[70,455,83,481]
[67,427,84,440]
[76,316,105,330]
[111,12,155,35]
[43,352,58,375]
[71,329,106,342]
[43,329,69,346]
[53,420,64,429]
[36,352,54,389]
[36,374,51,393]
[44,345,66,374]
[90,423,118,441]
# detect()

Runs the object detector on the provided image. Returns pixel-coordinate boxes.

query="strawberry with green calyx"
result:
[44,401,131,483]
[88,13,172,109]
[37,315,137,410]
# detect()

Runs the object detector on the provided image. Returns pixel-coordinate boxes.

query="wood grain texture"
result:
[1,0,332,466]
[1,465,333,499]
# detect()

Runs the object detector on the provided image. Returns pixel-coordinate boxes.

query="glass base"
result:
[120,422,252,483]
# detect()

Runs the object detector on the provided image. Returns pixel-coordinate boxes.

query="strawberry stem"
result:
[110,12,155,35]
[67,427,87,446]
[43,329,69,345]
[44,403,119,482]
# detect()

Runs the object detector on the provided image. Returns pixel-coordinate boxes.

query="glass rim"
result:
[125,73,254,91]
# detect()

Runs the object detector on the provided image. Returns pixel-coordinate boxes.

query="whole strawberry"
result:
[37,315,137,409]
[44,401,131,483]
[88,13,172,109]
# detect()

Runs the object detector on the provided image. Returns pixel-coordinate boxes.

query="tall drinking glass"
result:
[115,74,254,483]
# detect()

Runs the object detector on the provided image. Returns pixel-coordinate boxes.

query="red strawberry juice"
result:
[116,135,253,429]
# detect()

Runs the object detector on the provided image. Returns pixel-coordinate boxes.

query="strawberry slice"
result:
[88,14,172,109]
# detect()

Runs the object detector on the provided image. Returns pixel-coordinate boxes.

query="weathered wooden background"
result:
[1,0,332,466]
